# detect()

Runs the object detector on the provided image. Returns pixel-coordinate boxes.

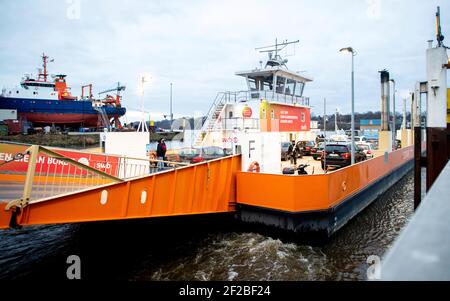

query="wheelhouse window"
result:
[286,79,296,95]
[275,76,286,94]
[294,81,305,97]
[247,76,274,92]
[248,78,257,91]
[262,80,272,91]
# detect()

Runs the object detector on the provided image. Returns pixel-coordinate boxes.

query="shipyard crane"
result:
[99,82,126,98]
[98,82,126,107]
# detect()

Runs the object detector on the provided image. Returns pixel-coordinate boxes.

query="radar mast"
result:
[255,39,299,68]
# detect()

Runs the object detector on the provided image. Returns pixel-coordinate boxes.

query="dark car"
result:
[177,147,201,163]
[281,142,292,161]
[296,141,315,156]
[191,146,227,163]
[321,143,366,170]
[310,142,325,161]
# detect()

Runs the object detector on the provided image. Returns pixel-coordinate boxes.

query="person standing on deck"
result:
[290,140,298,165]
[156,138,167,171]
[288,141,294,163]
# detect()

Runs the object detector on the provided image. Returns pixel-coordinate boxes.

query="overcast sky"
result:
[1,0,449,123]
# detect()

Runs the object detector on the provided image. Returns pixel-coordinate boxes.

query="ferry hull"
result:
[237,160,413,237]
[236,146,415,237]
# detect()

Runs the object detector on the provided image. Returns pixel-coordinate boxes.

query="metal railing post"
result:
[21,145,39,207]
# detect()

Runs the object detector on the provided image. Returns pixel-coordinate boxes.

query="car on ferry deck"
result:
[177,147,201,163]
[321,142,367,170]
[356,142,375,159]
[191,146,228,164]
[296,141,315,156]
[310,142,325,160]
[354,136,368,143]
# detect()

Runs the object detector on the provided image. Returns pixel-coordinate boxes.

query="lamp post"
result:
[390,79,396,150]
[170,83,173,130]
[138,74,150,133]
[339,47,357,164]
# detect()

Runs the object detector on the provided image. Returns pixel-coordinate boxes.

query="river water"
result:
[0,172,414,281]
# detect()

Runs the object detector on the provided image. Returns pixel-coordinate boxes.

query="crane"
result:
[98,82,126,129]
[98,82,126,96]
[98,82,126,107]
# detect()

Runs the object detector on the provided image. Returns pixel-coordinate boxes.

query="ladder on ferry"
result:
[194,92,227,146]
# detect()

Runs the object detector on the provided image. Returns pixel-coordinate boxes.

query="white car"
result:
[354,136,368,143]
[357,142,375,159]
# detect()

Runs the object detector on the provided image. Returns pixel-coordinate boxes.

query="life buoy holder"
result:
[247,161,261,173]
[149,153,157,167]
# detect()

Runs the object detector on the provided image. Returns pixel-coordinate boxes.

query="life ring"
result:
[247,161,261,173]
[149,153,157,167]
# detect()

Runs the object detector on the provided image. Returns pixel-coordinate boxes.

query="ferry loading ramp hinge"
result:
[3,199,24,229]
[5,198,27,211]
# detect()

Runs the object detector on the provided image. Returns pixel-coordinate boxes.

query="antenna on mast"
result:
[255,39,299,68]
[39,53,54,82]
[436,6,445,47]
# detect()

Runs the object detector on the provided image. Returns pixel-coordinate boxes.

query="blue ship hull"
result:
[0,96,126,127]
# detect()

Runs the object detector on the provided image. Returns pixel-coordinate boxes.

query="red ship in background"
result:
[0,53,127,130]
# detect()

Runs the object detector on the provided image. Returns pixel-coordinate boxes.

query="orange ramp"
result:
[0,155,241,229]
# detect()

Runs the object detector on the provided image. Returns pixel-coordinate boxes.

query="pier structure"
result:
[378,70,393,153]
[382,160,450,280]
[413,6,449,209]
[381,6,450,280]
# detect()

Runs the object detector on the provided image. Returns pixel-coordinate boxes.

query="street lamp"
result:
[339,47,357,164]
[390,79,396,150]
[170,83,174,130]
[138,74,150,132]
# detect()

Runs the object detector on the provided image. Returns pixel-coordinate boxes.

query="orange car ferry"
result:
[0,41,415,237]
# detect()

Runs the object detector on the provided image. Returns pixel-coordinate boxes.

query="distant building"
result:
[360,119,381,130]
[360,119,381,140]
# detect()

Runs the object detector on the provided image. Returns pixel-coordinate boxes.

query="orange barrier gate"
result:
[0,155,241,229]
[236,146,414,212]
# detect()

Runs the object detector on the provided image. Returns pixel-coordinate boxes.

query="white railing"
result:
[219,90,310,106]
[217,118,260,131]
[195,89,310,145]
[0,145,189,205]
